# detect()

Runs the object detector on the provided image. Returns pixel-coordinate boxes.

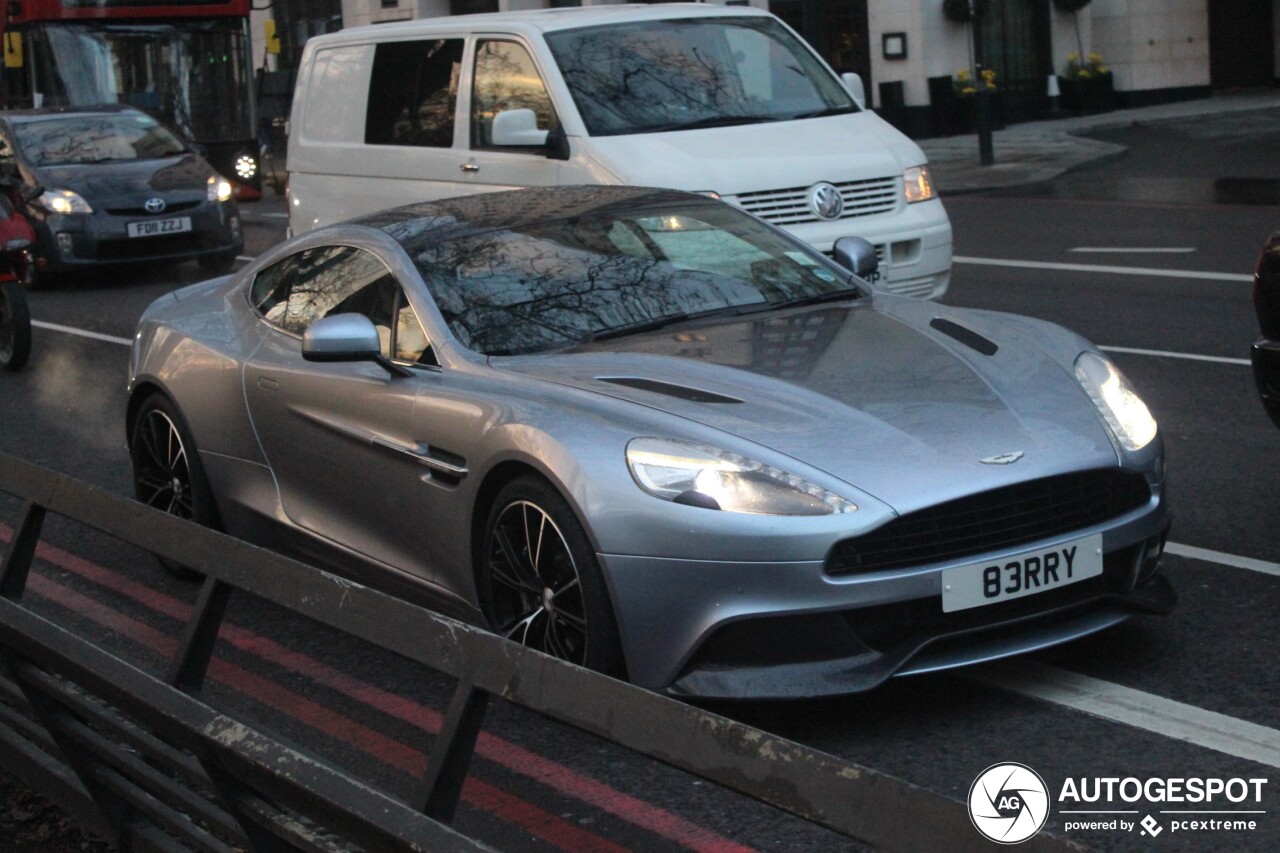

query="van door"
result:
[458,38,562,192]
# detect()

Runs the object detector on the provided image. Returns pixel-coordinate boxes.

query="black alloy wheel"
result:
[481,477,624,675]
[129,394,218,577]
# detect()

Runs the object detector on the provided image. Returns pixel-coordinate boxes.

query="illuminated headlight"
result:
[1075,352,1158,452]
[40,189,92,215]
[235,154,257,180]
[207,176,233,202]
[903,165,936,203]
[626,437,856,515]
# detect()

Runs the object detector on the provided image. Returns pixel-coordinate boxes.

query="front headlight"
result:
[626,437,856,515]
[39,189,92,215]
[903,165,936,203]
[207,176,233,203]
[1074,352,1157,452]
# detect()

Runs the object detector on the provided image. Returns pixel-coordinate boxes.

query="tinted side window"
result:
[471,40,553,148]
[251,246,394,338]
[365,39,463,147]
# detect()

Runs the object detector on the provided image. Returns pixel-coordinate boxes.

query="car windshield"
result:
[391,200,862,356]
[544,17,856,137]
[12,113,187,167]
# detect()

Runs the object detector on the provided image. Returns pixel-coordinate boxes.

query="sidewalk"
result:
[918,89,1280,194]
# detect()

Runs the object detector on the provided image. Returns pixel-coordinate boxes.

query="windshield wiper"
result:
[582,304,768,344]
[792,106,858,120]
[774,287,865,309]
[644,114,781,133]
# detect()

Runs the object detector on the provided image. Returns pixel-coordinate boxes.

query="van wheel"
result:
[479,476,624,677]
[129,394,219,579]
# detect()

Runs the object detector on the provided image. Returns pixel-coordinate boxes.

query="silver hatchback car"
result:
[127,186,1173,698]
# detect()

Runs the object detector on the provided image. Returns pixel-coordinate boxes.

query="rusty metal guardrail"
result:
[0,451,1079,851]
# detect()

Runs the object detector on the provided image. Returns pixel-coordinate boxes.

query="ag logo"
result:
[968,763,1050,844]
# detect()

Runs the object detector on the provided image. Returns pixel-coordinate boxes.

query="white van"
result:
[287,4,952,298]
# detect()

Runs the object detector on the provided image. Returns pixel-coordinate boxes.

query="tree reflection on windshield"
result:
[383,194,858,356]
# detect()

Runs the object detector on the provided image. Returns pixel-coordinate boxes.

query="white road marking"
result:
[247,212,288,219]
[954,255,1252,282]
[1069,247,1196,254]
[1166,542,1280,578]
[31,320,131,347]
[972,660,1280,769]
[1100,345,1251,366]
[236,254,256,262]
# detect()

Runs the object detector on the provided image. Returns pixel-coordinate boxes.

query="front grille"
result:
[736,176,898,225]
[106,200,201,216]
[825,469,1152,576]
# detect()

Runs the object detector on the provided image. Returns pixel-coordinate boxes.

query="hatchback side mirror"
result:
[302,313,410,377]
[833,236,879,279]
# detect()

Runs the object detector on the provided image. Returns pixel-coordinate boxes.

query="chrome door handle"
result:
[460,161,480,173]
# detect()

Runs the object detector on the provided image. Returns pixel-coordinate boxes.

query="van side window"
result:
[471,40,553,149]
[365,39,464,147]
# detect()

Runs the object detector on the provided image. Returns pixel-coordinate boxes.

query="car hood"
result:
[581,112,920,195]
[34,154,212,202]
[492,298,1120,514]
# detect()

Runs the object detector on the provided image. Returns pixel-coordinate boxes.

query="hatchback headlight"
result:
[40,189,92,215]
[903,165,936,203]
[626,437,856,515]
[1075,352,1157,452]
[208,176,233,202]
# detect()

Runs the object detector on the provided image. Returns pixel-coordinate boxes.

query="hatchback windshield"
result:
[389,200,861,356]
[12,113,187,167]
[545,17,856,136]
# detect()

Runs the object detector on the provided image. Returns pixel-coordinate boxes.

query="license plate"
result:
[941,533,1103,613]
[127,217,191,238]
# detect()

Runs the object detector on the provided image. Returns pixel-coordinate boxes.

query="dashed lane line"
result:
[1100,345,1251,366]
[972,660,1280,770]
[1165,542,1280,578]
[31,320,132,347]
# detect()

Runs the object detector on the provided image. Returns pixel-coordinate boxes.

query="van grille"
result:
[735,177,899,226]
[825,469,1152,576]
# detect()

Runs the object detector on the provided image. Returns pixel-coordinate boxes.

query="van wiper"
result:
[792,106,858,120]
[644,114,780,133]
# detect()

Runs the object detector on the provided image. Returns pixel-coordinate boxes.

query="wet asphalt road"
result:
[3,109,1280,852]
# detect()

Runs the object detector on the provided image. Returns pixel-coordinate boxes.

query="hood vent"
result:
[930,318,998,356]
[598,377,743,404]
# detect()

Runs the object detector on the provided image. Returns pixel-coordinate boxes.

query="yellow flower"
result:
[1097,65,1110,74]
[955,69,971,81]
[1087,52,1104,63]
[1078,69,1091,78]
[961,86,976,95]
[1067,52,1079,62]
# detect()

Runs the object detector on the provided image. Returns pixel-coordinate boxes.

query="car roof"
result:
[351,185,716,250]
[1,104,148,125]
[313,3,768,46]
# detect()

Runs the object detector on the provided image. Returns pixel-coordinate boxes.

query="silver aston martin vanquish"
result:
[127,186,1173,699]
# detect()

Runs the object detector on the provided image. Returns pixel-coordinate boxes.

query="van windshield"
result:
[545,17,857,137]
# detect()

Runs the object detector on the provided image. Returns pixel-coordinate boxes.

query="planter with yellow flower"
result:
[947,67,1004,134]
[1058,52,1115,115]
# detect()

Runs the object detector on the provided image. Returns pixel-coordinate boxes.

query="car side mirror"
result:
[492,109,550,148]
[302,313,410,377]
[833,236,878,279]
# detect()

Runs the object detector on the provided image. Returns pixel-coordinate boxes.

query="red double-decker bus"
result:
[0,0,261,197]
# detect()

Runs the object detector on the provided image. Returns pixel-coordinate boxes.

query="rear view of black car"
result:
[0,104,242,280]
[1251,231,1280,428]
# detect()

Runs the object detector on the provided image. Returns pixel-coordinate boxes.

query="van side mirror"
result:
[841,72,866,110]
[833,236,878,279]
[492,109,549,147]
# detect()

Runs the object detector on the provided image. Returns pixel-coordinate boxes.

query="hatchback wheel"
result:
[129,394,219,578]
[480,477,624,676]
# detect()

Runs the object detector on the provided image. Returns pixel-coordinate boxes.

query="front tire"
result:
[479,476,625,677]
[0,277,31,371]
[129,393,219,578]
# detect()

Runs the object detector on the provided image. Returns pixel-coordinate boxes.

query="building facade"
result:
[253,0,1280,138]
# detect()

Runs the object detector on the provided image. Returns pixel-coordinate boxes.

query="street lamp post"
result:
[969,0,995,166]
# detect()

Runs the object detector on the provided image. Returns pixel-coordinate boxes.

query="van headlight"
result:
[1074,352,1157,452]
[903,165,936,203]
[626,437,856,515]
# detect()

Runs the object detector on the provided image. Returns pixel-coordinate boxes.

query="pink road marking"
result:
[1,524,757,853]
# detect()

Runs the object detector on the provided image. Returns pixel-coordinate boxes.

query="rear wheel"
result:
[479,476,624,676]
[0,277,31,371]
[129,394,219,578]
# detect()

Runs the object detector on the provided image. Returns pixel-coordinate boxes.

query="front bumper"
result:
[600,487,1171,699]
[31,201,242,272]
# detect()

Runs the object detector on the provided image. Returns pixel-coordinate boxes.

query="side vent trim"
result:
[929,318,998,356]
[598,377,743,404]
